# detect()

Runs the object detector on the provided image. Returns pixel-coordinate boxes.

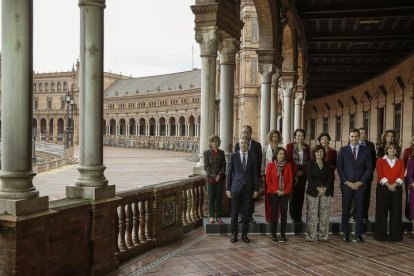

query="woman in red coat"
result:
[375,142,405,242]
[266,147,293,242]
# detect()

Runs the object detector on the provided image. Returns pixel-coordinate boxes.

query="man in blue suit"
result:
[337,128,373,243]
[226,136,259,243]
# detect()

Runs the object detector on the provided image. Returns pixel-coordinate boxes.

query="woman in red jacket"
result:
[375,142,405,242]
[266,147,293,242]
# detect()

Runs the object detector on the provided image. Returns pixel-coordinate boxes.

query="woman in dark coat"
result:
[203,135,226,223]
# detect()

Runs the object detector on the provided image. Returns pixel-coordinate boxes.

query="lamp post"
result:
[65,91,71,149]
[32,127,37,163]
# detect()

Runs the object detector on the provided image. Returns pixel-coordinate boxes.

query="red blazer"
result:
[325,147,337,171]
[376,157,405,185]
[286,142,310,174]
[265,162,293,194]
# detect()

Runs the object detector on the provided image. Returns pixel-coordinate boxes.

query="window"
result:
[335,115,342,141]
[310,118,316,139]
[394,103,402,142]
[45,83,49,92]
[47,98,52,109]
[377,107,385,142]
[349,113,355,130]
[34,100,38,110]
[323,117,329,133]
[57,82,61,91]
[51,83,55,92]
[39,83,43,92]
[33,83,36,92]
[363,111,369,134]
[63,82,68,91]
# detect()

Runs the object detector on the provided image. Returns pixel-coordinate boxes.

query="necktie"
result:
[242,153,246,171]
[352,147,357,161]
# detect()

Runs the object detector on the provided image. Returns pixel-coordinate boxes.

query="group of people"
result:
[203,125,414,244]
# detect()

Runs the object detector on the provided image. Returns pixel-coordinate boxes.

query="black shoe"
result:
[280,234,287,242]
[241,235,250,243]
[356,234,364,243]
[342,234,350,242]
[231,234,238,243]
[249,217,256,224]
[238,217,242,223]
[271,234,278,242]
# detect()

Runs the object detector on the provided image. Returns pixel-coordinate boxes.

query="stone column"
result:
[0,0,48,215]
[282,82,294,146]
[194,26,220,174]
[67,0,115,200]
[126,124,129,135]
[136,124,139,136]
[166,124,170,136]
[116,125,119,135]
[294,93,303,131]
[258,64,274,146]
[270,69,281,131]
[219,38,238,157]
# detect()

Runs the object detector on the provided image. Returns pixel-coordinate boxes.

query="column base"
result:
[66,185,116,200]
[0,196,49,216]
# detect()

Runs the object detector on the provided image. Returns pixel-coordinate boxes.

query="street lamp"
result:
[32,127,37,163]
[65,91,71,149]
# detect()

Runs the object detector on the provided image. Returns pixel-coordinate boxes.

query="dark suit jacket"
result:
[360,140,376,181]
[306,160,333,197]
[226,150,258,194]
[234,139,262,177]
[337,144,373,187]
[203,148,226,183]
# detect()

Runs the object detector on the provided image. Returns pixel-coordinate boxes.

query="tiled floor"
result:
[116,228,414,275]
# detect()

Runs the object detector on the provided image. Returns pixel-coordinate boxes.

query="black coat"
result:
[306,160,333,197]
[234,139,262,177]
[226,151,258,194]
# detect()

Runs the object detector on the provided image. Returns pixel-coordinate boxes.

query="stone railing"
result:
[33,156,72,173]
[115,176,206,263]
[35,141,65,156]
[104,135,200,152]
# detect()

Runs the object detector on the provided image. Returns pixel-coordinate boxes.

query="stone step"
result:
[204,216,414,234]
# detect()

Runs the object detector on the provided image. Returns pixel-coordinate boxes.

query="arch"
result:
[179,116,186,137]
[129,118,136,135]
[32,118,37,134]
[51,82,55,92]
[40,118,47,140]
[57,82,61,91]
[169,117,176,136]
[189,115,195,137]
[63,82,68,91]
[253,0,278,49]
[39,83,43,92]
[139,118,146,135]
[103,119,107,135]
[109,119,116,135]
[45,83,49,92]
[57,118,64,141]
[49,118,54,139]
[119,118,126,135]
[297,48,304,86]
[159,117,166,136]
[149,117,156,136]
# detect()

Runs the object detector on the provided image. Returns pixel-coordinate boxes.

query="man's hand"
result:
[253,192,258,198]
[226,191,232,198]
[346,182,355,189]
[354,181,363,190]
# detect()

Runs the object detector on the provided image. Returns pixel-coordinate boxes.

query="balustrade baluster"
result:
[193,185,200,220]
[145,200,151,240]
[117,206,127,251]
[198,184,204,218]
[186,188,193,223]
[132,201,140,244]
[125,203,134,248]
[182,189,188,225]
[190,187,197,221]
[138,201,147,241]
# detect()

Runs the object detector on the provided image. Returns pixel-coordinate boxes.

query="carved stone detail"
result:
[195,26,221,57]
[219,38,240,65]
[258,64,274,84]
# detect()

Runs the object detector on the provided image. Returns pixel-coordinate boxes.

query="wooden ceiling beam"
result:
[308,51,406,58]
[300,7,414,20]
[307,32,414,42]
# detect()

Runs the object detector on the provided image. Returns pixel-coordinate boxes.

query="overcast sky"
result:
[1,0,199,77]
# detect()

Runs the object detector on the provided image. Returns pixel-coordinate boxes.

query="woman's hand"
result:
[215,175,221,182]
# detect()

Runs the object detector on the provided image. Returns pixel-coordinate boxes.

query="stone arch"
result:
[57,118,64,140]
[149,118,156,136]
[129,118,136,135]
[119,118,126,135]
[40,118,47,140]
[169,117,176,136]
[189,115,195,137]
[253,0,279,49]
[139,118,146,135]
[179,116,186,137]
[109,118,116,135]
[281,23,295,72]
[159,117,166,136]
[297,48,305,86]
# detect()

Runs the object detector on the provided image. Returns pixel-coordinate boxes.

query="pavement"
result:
[34,146,195,200]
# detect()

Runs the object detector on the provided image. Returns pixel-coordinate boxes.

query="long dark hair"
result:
[272,147,286,162]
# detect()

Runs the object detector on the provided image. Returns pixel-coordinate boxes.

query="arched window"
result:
[57,82,61,91]
[63,82,68,91]
[45,83,49,92]
[33,83,36,92]
[51,83,55,91]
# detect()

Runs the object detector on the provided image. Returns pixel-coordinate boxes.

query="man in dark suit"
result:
[234,125,262,223]
[358,127,377,222]
[227,136,259,243]
[337,128,373,243]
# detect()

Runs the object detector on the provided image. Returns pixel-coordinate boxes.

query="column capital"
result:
[258,64,274,84]
[219,38,240,65]
[271,67,282,87]
[195,26,222,57]
[79,0,106,8]
[282,81,294,97]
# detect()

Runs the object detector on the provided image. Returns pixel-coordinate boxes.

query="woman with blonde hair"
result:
[261,130,282,222]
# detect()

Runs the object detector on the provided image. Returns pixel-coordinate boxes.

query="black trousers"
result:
[269,193,288,235]
[363,180,372,219]
[341,185,365,235]
[289,175,306,221]
[374,184,403,241]
[231,186,251,235]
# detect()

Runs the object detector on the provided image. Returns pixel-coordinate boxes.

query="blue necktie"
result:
[242,153,246,171]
